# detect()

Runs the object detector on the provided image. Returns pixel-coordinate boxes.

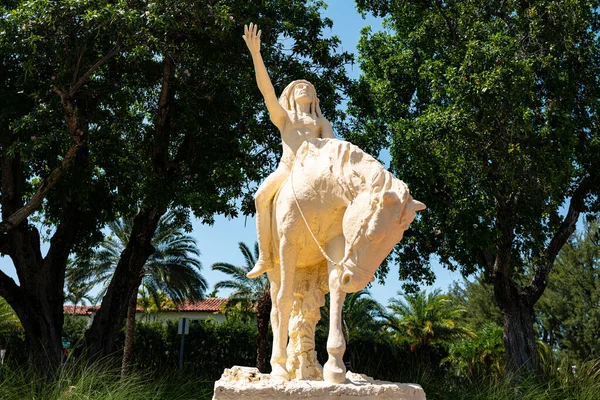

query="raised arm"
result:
[243,23,287,130]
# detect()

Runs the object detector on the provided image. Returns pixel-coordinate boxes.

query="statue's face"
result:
[293,82,314,104]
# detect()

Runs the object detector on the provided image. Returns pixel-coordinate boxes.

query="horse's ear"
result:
[411,199,427,211]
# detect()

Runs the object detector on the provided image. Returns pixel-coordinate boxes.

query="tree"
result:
[0,0,351,372]
[64,258,96,314]
[72,210,207,374]
[445,278,506,380]
[212,242,271,372]
[1,0,139,373]
[448,276,503,331]
[352,0,600,374]
[537,220,600,362]
[386,290,473,370]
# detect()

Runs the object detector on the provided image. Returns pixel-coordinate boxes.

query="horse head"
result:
[339,182,426,293]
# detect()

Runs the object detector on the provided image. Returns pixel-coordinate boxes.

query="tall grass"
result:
[0,358,597,400]
[0,360,214,400]
[418,359,600,400]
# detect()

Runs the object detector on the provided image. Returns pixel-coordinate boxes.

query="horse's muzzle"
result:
[339,265,369,293]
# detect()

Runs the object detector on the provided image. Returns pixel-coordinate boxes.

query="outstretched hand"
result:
[243,22,261,55]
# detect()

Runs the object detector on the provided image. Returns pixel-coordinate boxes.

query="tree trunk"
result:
[255,290,271,372]
[494,280,538,376]
[85,56,175,362]
[85,204,165,361]
[1,148,76,376]
[1,224,73,376]
[14,286,64,375]
[419,345,433,373]
[121,288,138,377]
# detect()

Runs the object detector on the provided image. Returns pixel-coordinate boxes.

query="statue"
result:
[243,23,336,280]
[239,23,426,387]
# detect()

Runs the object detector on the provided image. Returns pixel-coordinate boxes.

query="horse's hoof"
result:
[270,364,290,381]
[323,360,346,384]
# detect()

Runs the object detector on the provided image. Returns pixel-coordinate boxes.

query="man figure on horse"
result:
[243,23,336,279]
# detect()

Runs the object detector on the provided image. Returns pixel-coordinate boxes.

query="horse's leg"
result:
[270,237,297,380]
[266,265,280,371]
[323,236,347,384]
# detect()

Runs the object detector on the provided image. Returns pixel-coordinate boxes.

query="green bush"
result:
[442,323,505,380]
[62,315,88,349]
[130,318,259,379]
[0,326,26,365]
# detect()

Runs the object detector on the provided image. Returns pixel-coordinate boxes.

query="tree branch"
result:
[69,42,122,97]
[152,55,176,176]
[0,41,118,233]
[435,0,458,46]
[0,234,10,255]
[0,268,25,306]
[72,41,88,87]
[481,248,495,276]
[492,201,515,279]
[527,174,597,302]
[0,141,84,233]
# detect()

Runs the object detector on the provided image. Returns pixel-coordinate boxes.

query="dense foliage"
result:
[537,220,600,362]
[0,0,351,372]
[351,0,600,374]
[126,319,259,379]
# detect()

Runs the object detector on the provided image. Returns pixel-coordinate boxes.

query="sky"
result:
[0,2,465,308]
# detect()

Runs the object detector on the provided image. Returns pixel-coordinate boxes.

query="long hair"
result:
[278,80,322,124]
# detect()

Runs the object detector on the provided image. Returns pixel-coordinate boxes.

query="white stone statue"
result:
[243,23,336,281]
[241,23,426,386]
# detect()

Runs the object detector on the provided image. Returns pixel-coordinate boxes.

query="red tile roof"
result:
[63,298,228,315]
[63,305,96,316]
[176,298,228,312]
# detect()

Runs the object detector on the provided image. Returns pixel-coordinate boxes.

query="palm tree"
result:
[65,259,97,315]
[386,289,474,370]
[212,242,271,372]
[71,210,207,375]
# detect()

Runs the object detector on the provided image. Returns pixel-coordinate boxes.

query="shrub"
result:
[131,318,259,379]
[62,315,88,348]
[442,323,505,381]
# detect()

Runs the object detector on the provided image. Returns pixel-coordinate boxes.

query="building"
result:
[64,298,228,325]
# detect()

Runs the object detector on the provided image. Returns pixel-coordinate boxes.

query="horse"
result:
[266,138,426,383]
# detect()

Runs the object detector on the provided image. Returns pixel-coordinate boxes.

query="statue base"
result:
[212,366,426,400]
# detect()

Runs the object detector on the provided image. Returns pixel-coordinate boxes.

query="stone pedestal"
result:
[212,366,426,400]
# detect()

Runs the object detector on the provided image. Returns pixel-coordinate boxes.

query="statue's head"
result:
[279,80,322,121]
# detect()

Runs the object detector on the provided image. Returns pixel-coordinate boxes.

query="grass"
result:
[417,360,600,400]
[0,361,214,400]
[0,360,598,400]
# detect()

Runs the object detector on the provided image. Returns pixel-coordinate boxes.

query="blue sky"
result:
[0,2,464,307]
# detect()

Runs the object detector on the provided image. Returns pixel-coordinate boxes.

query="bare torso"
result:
[280,112,326,162]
